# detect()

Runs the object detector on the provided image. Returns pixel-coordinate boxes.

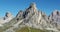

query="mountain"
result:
[0,11,13,26]
[48,10,60,30]
[0,3,60,32]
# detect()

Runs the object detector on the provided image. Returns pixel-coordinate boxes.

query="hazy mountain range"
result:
[0,3,60,32]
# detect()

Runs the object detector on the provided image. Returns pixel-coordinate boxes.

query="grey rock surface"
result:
[0,3,60,32]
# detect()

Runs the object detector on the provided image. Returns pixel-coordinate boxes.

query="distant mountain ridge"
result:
[0,3,60,32]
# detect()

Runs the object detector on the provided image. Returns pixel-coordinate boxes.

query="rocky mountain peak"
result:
[30,2,36,8]
[26,2,38,13]
[4,11,13,20]
[0,11,13,25]
[48,10,60,30]
[5,11,12,17]
[30,2,37,12]
[52,10,60,16]
[0,3,60,32]
[16,10,23,17]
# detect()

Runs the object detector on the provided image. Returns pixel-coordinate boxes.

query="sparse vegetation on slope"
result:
[16,27,48,32]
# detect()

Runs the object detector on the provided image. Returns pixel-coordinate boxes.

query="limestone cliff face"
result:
[0,3,60,32]
[5,3,55,30]
[0,11,13,26]
[4,11,13,20]
[48,10,60,29]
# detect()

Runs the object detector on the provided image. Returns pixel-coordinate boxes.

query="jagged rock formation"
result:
[4,11,13,20]
[48,10,60,30]
[0,11,13,26]
[0,3,60,32]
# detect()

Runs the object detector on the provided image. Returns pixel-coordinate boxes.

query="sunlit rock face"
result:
[0,11,13,25]
[14,3,53,29]
[4,11,13,20]
[48,10,60,29]
[16,10,23,18]
[16,10,24,21]
[0,3,60,32]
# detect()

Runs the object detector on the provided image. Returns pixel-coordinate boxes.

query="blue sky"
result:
[0,0,60,17]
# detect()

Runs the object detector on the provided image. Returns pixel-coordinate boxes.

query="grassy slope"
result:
[0,27,49,32]
[16,27,48,32]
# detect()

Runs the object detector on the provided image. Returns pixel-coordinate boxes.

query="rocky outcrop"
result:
[48,10,60,30]
[0,11,13,26]
[4,11,13,20]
